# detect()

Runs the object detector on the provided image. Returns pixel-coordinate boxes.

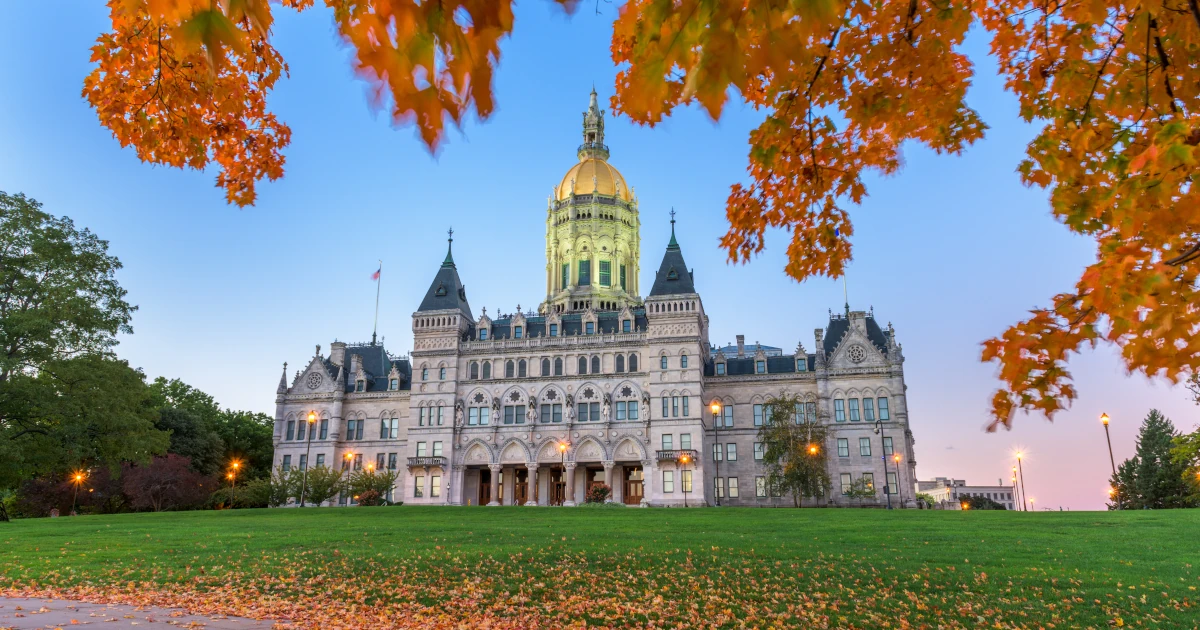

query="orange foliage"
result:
[87,1,1200,427]
[611,1,1200,428]
[86,0,577,205]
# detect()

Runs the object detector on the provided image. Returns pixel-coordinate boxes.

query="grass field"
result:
[2,507,1198,629]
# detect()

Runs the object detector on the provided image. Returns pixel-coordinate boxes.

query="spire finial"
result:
[667,208,679,249]
[442,227,455,267]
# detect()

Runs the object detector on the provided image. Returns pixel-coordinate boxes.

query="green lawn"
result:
[2,507,1197,628]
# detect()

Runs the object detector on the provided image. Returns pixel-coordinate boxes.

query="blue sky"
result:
[1,2,1194,510]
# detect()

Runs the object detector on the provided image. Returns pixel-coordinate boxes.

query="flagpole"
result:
[372,260,381,346]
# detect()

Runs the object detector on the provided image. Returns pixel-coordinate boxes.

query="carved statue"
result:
[454,401,465,426]
[641,393,651,421]
[601,394,611,422]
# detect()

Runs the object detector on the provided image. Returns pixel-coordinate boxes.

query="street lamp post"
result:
[679,453,692,508]
[1016,452,1029,512]
[1011,470,1019,510]
[299,411,317,507]
[893,454,903,505]
[874,419,892,509]
[70,471,85,515]
[558,441,568,506]
[228,461,240,507]
[710,402,722,506]
[1100,413,1120,509]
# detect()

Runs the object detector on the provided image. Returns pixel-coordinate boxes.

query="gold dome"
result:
[556,158,632,201]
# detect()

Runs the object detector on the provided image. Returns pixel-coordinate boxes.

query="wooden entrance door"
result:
[623,467,644,505]
[515,469,529,505]
[549,468,565,506]
[478,468,491,506]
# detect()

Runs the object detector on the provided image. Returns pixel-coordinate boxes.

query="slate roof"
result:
[342,343,411,392]
[481,309,649,340]
[417,239,473,318]
[704,354,814,377]
[822,314,889,355]
[649,224,696,296]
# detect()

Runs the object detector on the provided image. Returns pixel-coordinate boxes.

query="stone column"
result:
[640,459,656,507]
[564,463,577,507]
[487,464,501,506]
[449,465,464,506]
[525,462,539,506]
[602,460,615,503]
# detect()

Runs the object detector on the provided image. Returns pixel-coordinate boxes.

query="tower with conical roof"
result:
[541,89,641,314]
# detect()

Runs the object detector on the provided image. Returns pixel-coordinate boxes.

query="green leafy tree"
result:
[964,495,1007,510]
[914,492,936,509]
[0,355,167,492]
[213,410,275,480]
[1169,428,1200,506]
[1,192,153,496]
[843,478,877,504]
[345,468,400,505]
[155,407,225,476]
[1110,410,1196,510]
[242,468,292,508]
[293,465,349,507]
[756,393,830,507]
[150,378,274,479]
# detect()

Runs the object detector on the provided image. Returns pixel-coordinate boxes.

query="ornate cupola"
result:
[541,88,642,315]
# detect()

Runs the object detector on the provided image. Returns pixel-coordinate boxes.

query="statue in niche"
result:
[601,393,611,422]
[641,393,651,422]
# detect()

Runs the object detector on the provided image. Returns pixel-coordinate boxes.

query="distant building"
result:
[921,478,1017,510]
[712,340,783,358]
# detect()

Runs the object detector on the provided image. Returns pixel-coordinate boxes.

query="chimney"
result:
[330,341,346,367]
[736,335,745,358]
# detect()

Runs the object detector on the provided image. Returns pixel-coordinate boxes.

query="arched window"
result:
[681,354,689,368]
[554,358,563,376]
[541,358,551,375]
[578,356,588,374]
[470,362,479,380]
[615,354,625,373]
[518,359,527,378]
[505,360,515,378]
[482,361,491,380]
[629,354,638,372]
[660,356,668,370]
[591,356,601,374]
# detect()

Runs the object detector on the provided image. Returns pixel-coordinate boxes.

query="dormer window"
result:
[622,319,631,333]
[434,283,447,297]
[514,326,523,339]
[479,329,488,341]
[549,323,558,337]
[756,360,766,374]
[389,378,398,390]
[585,322,595,335]
[797,358,807,372]
[355,379,365,392]
[716,362,726,376]
[666,266,679,281]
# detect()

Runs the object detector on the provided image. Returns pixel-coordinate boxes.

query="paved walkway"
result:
[0,597,283,629]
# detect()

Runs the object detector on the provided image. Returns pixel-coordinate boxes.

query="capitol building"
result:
[271,91,919,508]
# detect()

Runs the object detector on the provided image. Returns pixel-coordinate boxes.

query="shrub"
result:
[915,492,936,509]
[585,483,612,504]
[122,454,215,512]
[356,489,382,506]
[964,495,1007,510]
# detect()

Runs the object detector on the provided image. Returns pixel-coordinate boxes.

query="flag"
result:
[371,265,381,281]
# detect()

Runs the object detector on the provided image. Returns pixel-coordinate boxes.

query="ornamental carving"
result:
[847,344,867,363]
[306,372,323,389]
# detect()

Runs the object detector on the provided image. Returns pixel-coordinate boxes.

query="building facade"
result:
[920,478,1019,510]
[271,92,921,508]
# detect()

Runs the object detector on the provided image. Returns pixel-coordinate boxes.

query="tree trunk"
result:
[0,501,9,522]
